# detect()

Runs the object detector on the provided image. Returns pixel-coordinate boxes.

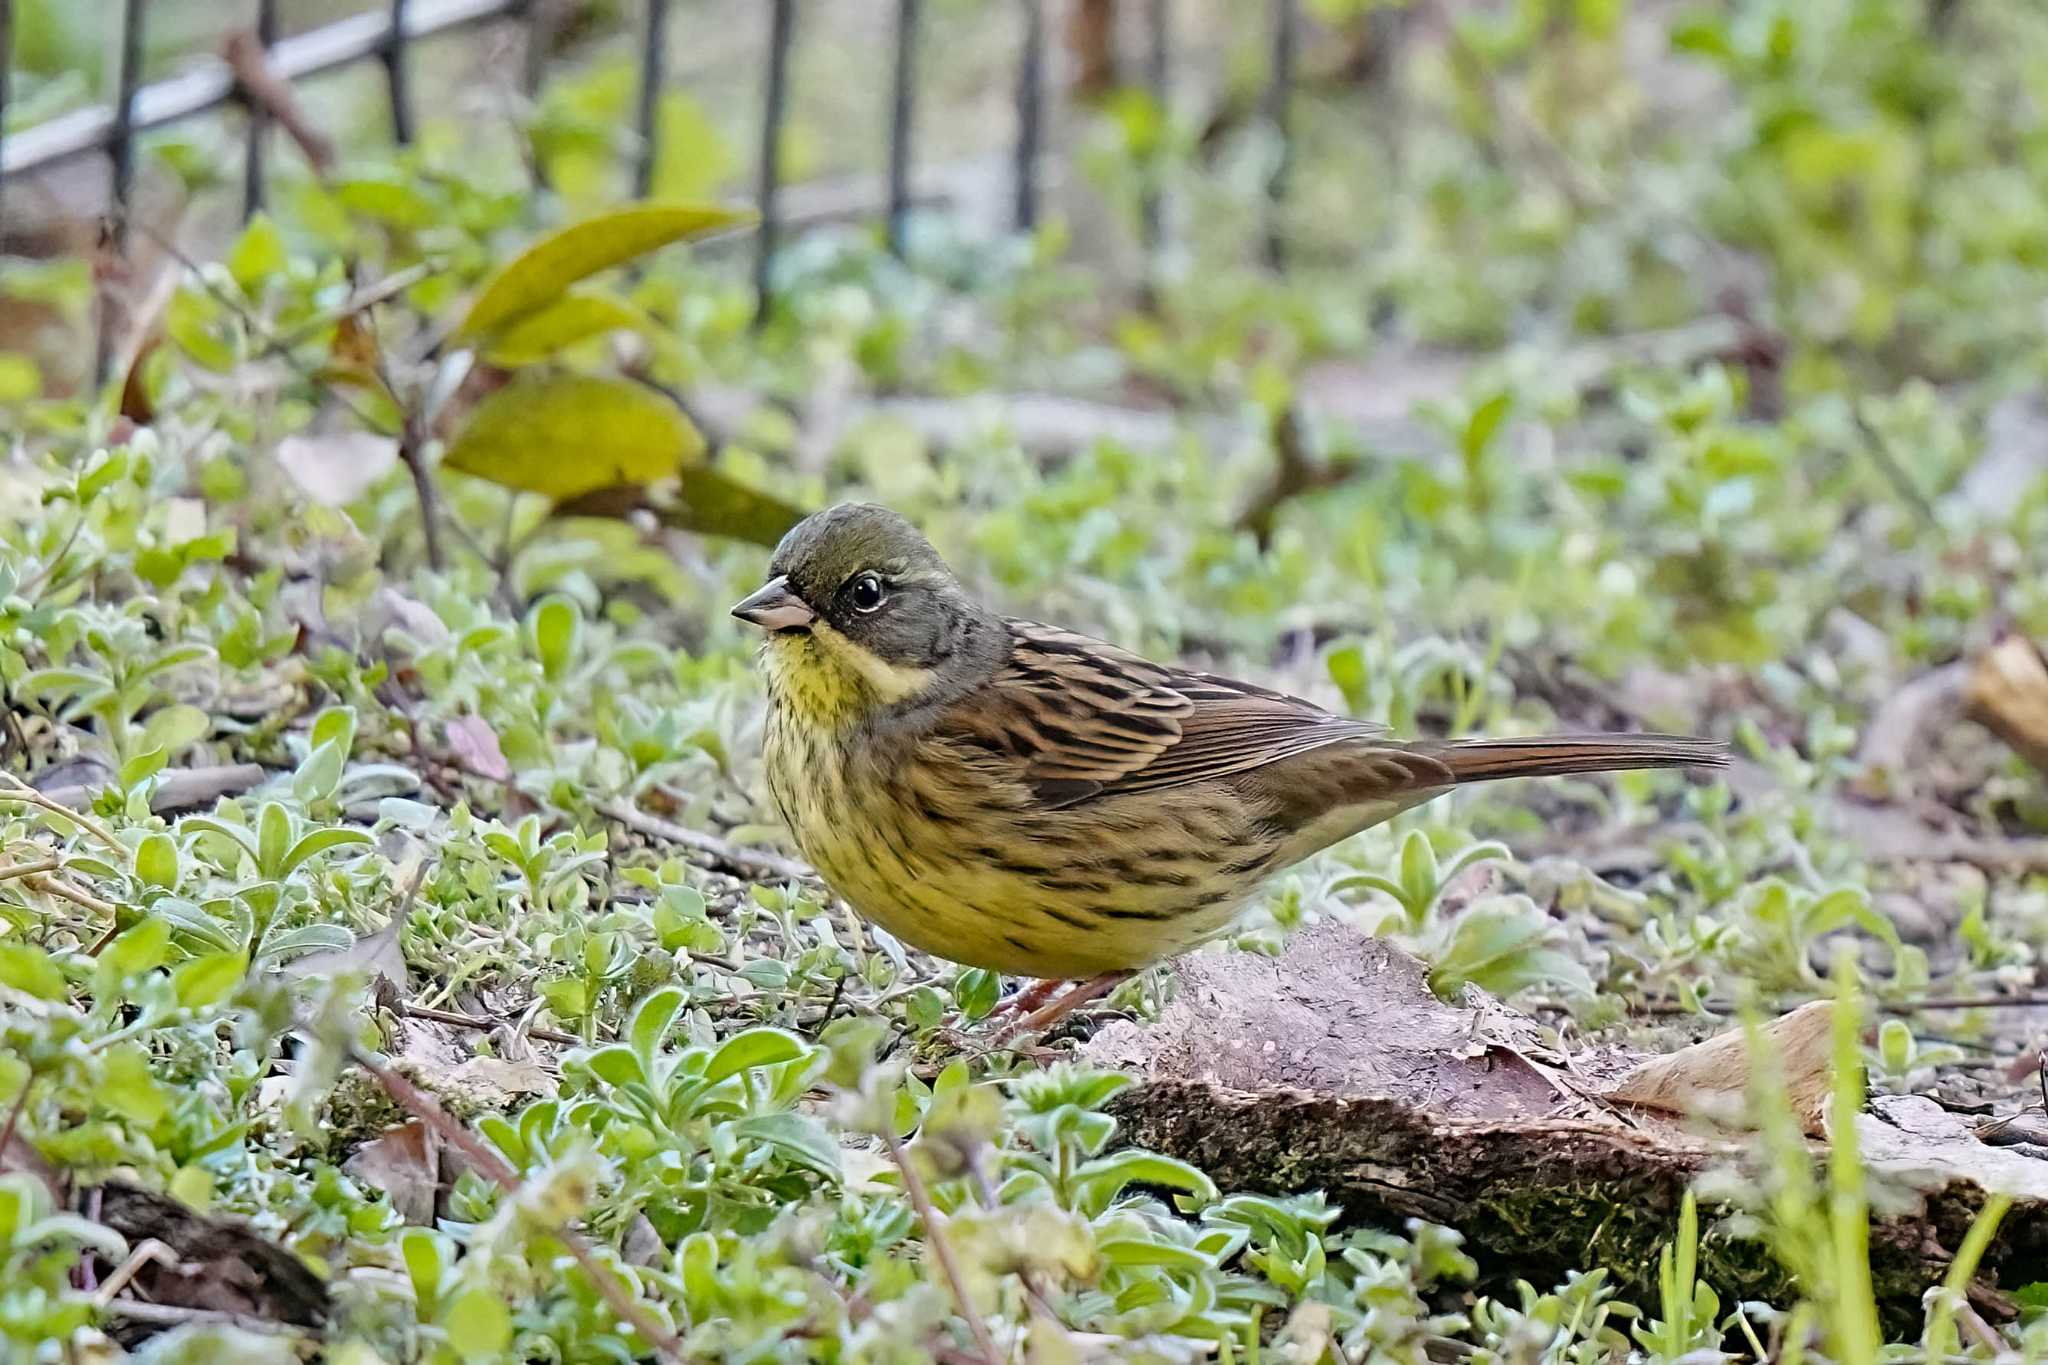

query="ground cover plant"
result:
[5,0,2048,1360]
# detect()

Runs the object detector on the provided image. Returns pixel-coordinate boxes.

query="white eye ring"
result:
[849,572,887,613]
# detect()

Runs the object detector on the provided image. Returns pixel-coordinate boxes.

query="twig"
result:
[0,1082,31,1167]
[99,1299,308,1336]
[600,799,813,884]
[398,414,446,573]
[349,1045,688,1360]
[27,873,119,920]
[0,858,61,882]
[91,1239,178,1306]
[0,772,125,855]
[398,1000,580,1047]
[884,1130,1001,1365]
[222,28,338,175]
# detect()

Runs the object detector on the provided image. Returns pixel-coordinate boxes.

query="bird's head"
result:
[732,503,1003,720]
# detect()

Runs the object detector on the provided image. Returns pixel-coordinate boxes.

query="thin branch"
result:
[885,1129,1001,1365]
[0,858,62,882]
[0,1082,31,1166]
[0,772,125,856]
[27,873,119,921]
[397,1000,580,1047]
[99,1299,309,1337]
[600,799,813,884]
[222,28,338,175]
[348,1045,688,1360]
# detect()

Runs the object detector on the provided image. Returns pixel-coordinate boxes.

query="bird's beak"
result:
[731,575,816,632]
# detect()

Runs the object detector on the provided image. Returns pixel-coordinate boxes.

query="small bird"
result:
[733,504,1726,1035]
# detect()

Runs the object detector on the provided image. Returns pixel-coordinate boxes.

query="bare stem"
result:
[885,1130,1001,1364]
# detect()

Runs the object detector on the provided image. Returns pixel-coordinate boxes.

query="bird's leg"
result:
[993,970,1134,1044]
[987,978,1065,1018]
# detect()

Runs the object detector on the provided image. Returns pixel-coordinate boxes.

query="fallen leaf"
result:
[445,714,511,782]
[277,432,401,506]
[1607,1000,1836,1138]
[343,1119,441,1225]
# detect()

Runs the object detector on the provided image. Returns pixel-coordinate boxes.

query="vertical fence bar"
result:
[0,0,13,243]
[523,0,552,99]
[632,0,671,198]
[242,0,280,220]
[1262,0,1297,271]
[384,0,415,144]
[885,0,920,257]
[97,0,148,385]
[108,0,147,254]
[1013,0,1042,232]
[752,0,795,329]
[1139,0,1170,260]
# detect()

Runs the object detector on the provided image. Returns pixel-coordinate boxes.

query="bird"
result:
[732,503,1727,1037]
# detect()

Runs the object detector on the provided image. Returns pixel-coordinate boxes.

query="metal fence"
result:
[0,0,1304,381]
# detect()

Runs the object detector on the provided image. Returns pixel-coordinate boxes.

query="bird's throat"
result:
[760,626,938,730]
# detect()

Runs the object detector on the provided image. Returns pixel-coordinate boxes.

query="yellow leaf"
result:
[553,467,806,549]
[442,374,704,501]
[456,201,754,341]
[480,288,652,367]
[656,468,807,548]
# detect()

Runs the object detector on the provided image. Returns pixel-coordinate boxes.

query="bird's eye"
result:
[848,572,887,613]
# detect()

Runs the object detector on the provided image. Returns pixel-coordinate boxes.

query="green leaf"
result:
[1073,1151,1219,1205]
[1096,1238,1217,1271]
[99,1045,167,1125]
[277,826,374,879]
[443,374,704,503]
[480,288,652,366]
[257,802,293,879]
[628,986,688,1067]
[704,1027,807,1085]
[728,1112,841,1180]
[172,950,248,1009]
[1398,830,1439,914]
[119,747,168,791]
[140,703,210,756]
[1427,897,1595,1001]
[310,706,357,759]
[583,1044,647,1088]
[1462,390,1513,465]
[294,738,345,804]
[443,1287,513,1362]
[136,832,179,889]
[529,596,582,682]
[643,467,807,550]
[954,968,1000,1020]
[402,1228,448,1317]
[227,212,288,293]
[455,201,754,340]
[541,977,589,1020]
[0,943,68,1000]
[102,917,172,977]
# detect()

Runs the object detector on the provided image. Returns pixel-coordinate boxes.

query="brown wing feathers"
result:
[964,621,1725,809]
[1420,733,1728,783]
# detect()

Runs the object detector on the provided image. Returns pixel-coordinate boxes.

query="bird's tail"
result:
[1421,733,1727,784]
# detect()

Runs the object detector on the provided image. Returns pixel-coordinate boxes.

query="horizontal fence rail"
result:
[0,0,1303,383]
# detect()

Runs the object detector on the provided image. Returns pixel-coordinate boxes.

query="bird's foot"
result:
[991,971,1135,1045]
[986,978,1065,1019]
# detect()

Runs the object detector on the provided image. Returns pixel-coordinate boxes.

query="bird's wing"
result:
[946,621,1387,808]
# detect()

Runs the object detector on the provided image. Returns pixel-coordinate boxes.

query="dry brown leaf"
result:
[445,714,511,782]
[1965,633,2048,776]
[342,1119,441,1226]
[1606,1000,1836,1138]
